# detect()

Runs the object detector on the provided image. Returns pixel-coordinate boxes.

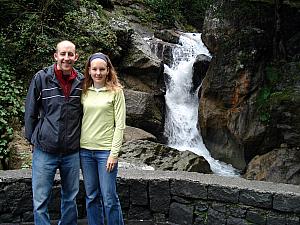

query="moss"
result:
[256,60,300,124]
[194,211,208,224]
[269,89,300,106]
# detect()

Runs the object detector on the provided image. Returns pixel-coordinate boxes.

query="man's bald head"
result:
[56,40,76,53]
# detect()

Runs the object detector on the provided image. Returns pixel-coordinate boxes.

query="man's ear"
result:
[54,52,58,61]
[74,53,79,62]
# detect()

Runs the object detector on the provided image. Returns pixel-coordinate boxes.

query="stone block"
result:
[0,212,16,223]
[170,179,207,199]
[153,213,166,223]
[6,182,26,200]
[77,182,87,218]
[128,205,152,220]
[169,202,193,225]
[207,208,226,225]
[208,185,239,203]
[239,190,272,208]
[117,178,130,209]
[48,186,61,217]
[172,196,191,204]
[245,208,267,225]
[130,179,148,206]
[226,216,248,225]
[124,220,159,225]
[266,211,286,225]
[273,193,300,213]
[194,211,207,225]
[194,200,209,212]
[149,179,170,213]
[286,215,300,225]
[12,191,33,217]
[23,211,34,222]
[226,204,248,218]
[0,190,9,213]
[211,201,226,213]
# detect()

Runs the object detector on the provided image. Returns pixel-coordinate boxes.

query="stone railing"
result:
[0,168,299,225]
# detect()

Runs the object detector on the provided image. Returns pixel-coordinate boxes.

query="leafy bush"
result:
[146,0,184,26]
[0,0,122,169]
[146,0,212,28]
[1,0,79,84]
[1,0,121,81]
[0,62,25,169]
[59,3,120,71]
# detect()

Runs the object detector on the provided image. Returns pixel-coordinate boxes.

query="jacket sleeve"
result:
[24,73,42,144]
[110,89,126,158]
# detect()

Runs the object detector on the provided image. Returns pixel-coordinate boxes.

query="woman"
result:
[80,52,125,225]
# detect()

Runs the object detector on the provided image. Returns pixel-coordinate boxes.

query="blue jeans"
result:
[32,148,80,225]
[80,149,124,225]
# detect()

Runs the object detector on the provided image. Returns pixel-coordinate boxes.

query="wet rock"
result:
[119,140,212,174]
[243,146,300,185]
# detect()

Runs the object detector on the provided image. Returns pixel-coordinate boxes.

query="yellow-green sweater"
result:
[80,86,126,158]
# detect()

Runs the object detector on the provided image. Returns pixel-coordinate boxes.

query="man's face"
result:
[54,42,78,74]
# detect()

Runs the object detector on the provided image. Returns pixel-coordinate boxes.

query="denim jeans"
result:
[80,149,124,225]
[32,148,80,225]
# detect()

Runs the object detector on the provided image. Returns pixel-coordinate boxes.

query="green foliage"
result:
[256,65,281,123]
[146,0,184,26]
[145,0,212,28]
[129,7,157,25]
[19,151,32,169]
[269,89,299,106]
[0,0,122,168]
[181,0,212,24]
[0,62,25,165]
[1,0,79,83]
[265,66,280,85]
[1,0,121,80]
[59,4,119,71]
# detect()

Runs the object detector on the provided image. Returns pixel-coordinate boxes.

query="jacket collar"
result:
[48,64,84,90]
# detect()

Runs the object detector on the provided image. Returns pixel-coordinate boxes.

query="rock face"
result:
[199,0,300,174]
[200,1,273,170]
[244,146,300,185]
[124,89,165,141]
[7,129,31,170]
[123,126,157,143]
[119,140,212,174]
[192,54,211,93]
[120,32,163,92]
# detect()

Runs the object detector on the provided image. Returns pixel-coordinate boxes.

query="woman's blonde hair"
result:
[82,53,122,94]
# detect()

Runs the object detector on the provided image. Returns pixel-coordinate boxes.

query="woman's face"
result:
[89,58,109,88]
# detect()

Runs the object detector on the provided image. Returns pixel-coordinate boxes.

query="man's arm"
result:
[24,73,42,144]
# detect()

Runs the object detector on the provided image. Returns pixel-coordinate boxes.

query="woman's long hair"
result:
[82,53,122,94]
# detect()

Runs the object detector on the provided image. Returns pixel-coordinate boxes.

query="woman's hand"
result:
[106,156,118,172]
[30,144,34,153]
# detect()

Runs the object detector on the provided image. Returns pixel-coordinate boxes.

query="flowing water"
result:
[163,33,239,176]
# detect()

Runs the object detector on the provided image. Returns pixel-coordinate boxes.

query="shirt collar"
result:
[88,85,108,92]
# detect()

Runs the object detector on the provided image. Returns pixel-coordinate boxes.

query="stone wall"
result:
[0,168,299,225]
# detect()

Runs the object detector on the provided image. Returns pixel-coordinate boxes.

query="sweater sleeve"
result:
[110,89,126,158]
[24,73,42,143]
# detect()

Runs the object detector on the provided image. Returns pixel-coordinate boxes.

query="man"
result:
[25,40,84,225]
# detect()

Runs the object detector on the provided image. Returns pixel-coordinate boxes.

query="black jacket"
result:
[25,64,84,154]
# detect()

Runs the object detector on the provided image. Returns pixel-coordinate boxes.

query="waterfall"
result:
[164,33,240,176]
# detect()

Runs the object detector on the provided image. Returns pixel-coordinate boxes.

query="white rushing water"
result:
[164,33,240,176]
